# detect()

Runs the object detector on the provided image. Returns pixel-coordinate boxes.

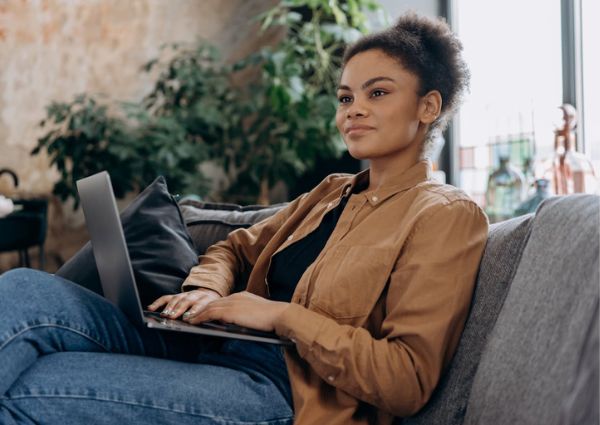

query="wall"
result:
[0,0,276,271]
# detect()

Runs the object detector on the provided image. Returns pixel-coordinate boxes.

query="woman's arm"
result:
[154,197,304,319]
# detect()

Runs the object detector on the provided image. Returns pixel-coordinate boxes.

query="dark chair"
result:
[0,169,48,269]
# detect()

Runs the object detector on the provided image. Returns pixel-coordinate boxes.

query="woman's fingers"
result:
[185,303,229,325]
[161,292,199,318]
[146,294,175,311]
[149,289,222,320]
[182,301,211,320]
[165,296,196,319]
[183,292,288,332]
[182,294,230,322]
[185,296,241,324]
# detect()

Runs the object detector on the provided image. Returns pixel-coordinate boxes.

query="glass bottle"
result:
[514,178,552,216]
[485,156,526,222]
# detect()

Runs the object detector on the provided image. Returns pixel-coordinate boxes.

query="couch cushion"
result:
[179,199,285,256]
[558,297,599,425]
[56,176,199,306]
[402,212,535,425]
[464,195,600,425]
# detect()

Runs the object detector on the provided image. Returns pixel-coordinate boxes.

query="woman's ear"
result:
[419,90,442,124]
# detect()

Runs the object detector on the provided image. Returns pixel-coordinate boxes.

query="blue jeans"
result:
[0,268,294,424]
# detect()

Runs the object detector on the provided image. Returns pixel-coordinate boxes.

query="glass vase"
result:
[515,178,552,216]
[485,156,526,222]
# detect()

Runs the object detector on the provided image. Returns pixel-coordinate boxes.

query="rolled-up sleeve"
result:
[274,200,488,416]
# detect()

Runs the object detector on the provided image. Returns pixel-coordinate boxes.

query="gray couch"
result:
[402,194,599,425]
[181,194,599,424]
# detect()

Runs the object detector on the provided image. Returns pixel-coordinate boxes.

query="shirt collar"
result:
[340,160,433,205]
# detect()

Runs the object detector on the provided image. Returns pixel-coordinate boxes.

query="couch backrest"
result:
[463,195,599,425]
[402,212,535,425]
[180,200,285,256]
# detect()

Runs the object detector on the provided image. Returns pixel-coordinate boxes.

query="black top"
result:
[268,196,349,302]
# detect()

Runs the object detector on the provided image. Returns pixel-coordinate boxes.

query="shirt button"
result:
[371,196,378,202]
[287,234,294,241]
[327,375,335,382]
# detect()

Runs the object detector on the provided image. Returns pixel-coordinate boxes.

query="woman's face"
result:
[335,49,428,163]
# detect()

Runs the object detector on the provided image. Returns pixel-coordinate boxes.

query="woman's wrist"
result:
[193,287,222,298]
[183,285,224,298]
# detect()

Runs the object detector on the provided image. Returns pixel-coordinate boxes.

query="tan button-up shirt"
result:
[182,160,489,424]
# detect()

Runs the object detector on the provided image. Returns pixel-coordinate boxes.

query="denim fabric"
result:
[0,268,293,424]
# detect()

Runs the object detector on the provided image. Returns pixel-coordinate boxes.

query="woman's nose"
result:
[346,101,368,119]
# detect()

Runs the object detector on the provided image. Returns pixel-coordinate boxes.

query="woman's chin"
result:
[345,146,371,161]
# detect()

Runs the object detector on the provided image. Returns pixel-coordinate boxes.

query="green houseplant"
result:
[32,95,210,208]
[32,0,384,207]
[33,95,135,208]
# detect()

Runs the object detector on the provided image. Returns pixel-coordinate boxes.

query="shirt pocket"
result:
[310,245,395,321]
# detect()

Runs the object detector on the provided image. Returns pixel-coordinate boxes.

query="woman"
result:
[0,12,487,425]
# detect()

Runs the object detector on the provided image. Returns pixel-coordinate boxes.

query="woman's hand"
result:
[147,288,221,320]
[183,291,289,333]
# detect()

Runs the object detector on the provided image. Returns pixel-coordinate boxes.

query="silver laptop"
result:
[77,171,292,346]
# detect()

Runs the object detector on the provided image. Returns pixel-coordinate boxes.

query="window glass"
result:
[454,0,563,206]
[582,0,600,171]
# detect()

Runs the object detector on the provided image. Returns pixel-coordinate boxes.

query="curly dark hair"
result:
[342,12,470,157]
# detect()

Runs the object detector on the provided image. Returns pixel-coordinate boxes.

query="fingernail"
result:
[183,312,190,318]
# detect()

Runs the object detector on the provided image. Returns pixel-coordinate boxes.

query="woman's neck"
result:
[365,143,422,192]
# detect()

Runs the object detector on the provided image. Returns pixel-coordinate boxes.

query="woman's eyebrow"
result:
[337,76,396,92]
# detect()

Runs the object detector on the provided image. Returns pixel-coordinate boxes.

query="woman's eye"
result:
[371,89,387,98]
[338,95,352,104]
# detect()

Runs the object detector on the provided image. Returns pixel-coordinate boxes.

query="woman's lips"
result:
[345,125,375,136]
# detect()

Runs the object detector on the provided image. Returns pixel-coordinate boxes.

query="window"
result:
[582,0,600,171]
[451,0,564,206]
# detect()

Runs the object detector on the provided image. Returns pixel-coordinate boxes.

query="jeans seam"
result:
[0,394,294,424]
[0,323,111,352]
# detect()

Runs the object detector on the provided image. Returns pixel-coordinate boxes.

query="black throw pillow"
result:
[56,176,199,306]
